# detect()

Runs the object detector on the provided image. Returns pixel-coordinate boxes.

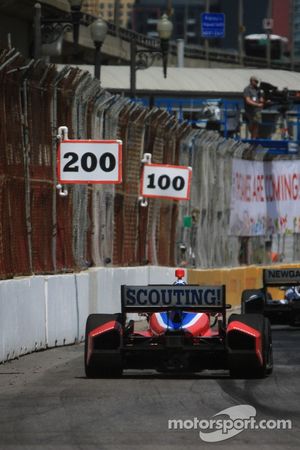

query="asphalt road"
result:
[0,326,299,450]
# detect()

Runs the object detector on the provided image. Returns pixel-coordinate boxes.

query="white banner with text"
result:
[229,158,300,236]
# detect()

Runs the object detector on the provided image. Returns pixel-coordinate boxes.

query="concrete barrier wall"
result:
[46,275,78,347]
[0,266,176,363]
[0,277,46,363]
[76,272,90,343]
[2,264,298,363]
[88,267,148,314]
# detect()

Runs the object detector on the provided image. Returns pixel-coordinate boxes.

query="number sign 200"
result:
[63,152,116,173]
[58,140,122,184]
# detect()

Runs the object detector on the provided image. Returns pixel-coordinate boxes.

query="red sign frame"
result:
[57,139,122,184]
[140,163,192,201]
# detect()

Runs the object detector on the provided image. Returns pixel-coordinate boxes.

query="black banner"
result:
[122,285,225,310]
[264,268,300,285]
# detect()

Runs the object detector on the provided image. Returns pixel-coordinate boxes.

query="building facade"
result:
[222,0,269,51]
[269,0,300,60]
[76,1,300,60]
[82,0,135,28]
[131,0,271,50]
[291,0,300,59]
[131,0,220,44]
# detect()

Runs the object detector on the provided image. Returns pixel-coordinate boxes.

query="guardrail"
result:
[177,43,300,70]
[80,12,161,49]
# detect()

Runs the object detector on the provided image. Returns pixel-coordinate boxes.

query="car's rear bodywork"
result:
[85,280,272,378]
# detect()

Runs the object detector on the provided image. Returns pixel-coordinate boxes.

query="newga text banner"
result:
[229,158,300,236]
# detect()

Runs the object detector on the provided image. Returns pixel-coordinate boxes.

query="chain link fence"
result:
[1,47,300,279]
[178,132,300,267]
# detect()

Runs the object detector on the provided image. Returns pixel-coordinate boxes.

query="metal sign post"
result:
[263,18,273,69]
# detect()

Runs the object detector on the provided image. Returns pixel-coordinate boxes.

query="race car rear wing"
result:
[263,268,300,287]
[121,284,226,314]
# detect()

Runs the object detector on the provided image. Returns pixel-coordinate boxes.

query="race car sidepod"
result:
[227,313,273,378]
[84,313,123,378]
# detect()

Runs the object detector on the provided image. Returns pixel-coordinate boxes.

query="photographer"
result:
[243,76,265,139]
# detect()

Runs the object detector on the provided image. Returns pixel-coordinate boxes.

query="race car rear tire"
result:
[228,314,272,378]
[84,314,123,378]
[241,289,265,314]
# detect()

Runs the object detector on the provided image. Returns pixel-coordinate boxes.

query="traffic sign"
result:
[57,139,122,184]
[140,164,192,200]
[263,18,273,30]
[201,13,225,38]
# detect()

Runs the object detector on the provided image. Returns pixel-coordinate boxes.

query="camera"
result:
[259,81,300,114]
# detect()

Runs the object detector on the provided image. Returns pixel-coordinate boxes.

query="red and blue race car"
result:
[84,269,273,378]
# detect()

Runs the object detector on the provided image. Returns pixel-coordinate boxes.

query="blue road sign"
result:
[201,13,225,38]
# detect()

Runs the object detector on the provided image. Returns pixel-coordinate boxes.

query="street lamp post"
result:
[157,13,173,78]
[291,0,295,71]
[90,17,108,80]
[204,0,210,62]
[238,0,244,66]
[130,14,173,98]
[69,0,84,56]
[34,3,42,60]
[266,0,273,68]
[34,0,83,59]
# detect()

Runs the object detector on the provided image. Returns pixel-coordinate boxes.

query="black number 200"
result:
[63,152,116,173]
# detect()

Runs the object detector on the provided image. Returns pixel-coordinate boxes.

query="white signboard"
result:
[263,18,273,30]
[141,164,192,200]
[229,158,300,236]
[57,140,122,184]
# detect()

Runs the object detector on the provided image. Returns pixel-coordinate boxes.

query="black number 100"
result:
[146,173,185,191]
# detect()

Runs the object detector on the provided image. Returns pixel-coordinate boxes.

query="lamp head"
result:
[157,13,173,40]
[90,17,108,45]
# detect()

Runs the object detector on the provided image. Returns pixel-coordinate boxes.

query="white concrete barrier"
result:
[0,277,46,362]
[75,272,90,342]
[0,266,176,363]
[87,266,176,317]
[88,267,149,313]
[148,266,179,284]
[46,274,78,347]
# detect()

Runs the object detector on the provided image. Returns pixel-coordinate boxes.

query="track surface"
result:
[0,326,299,450]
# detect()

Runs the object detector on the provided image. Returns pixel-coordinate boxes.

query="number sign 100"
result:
[146,173,185,191]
